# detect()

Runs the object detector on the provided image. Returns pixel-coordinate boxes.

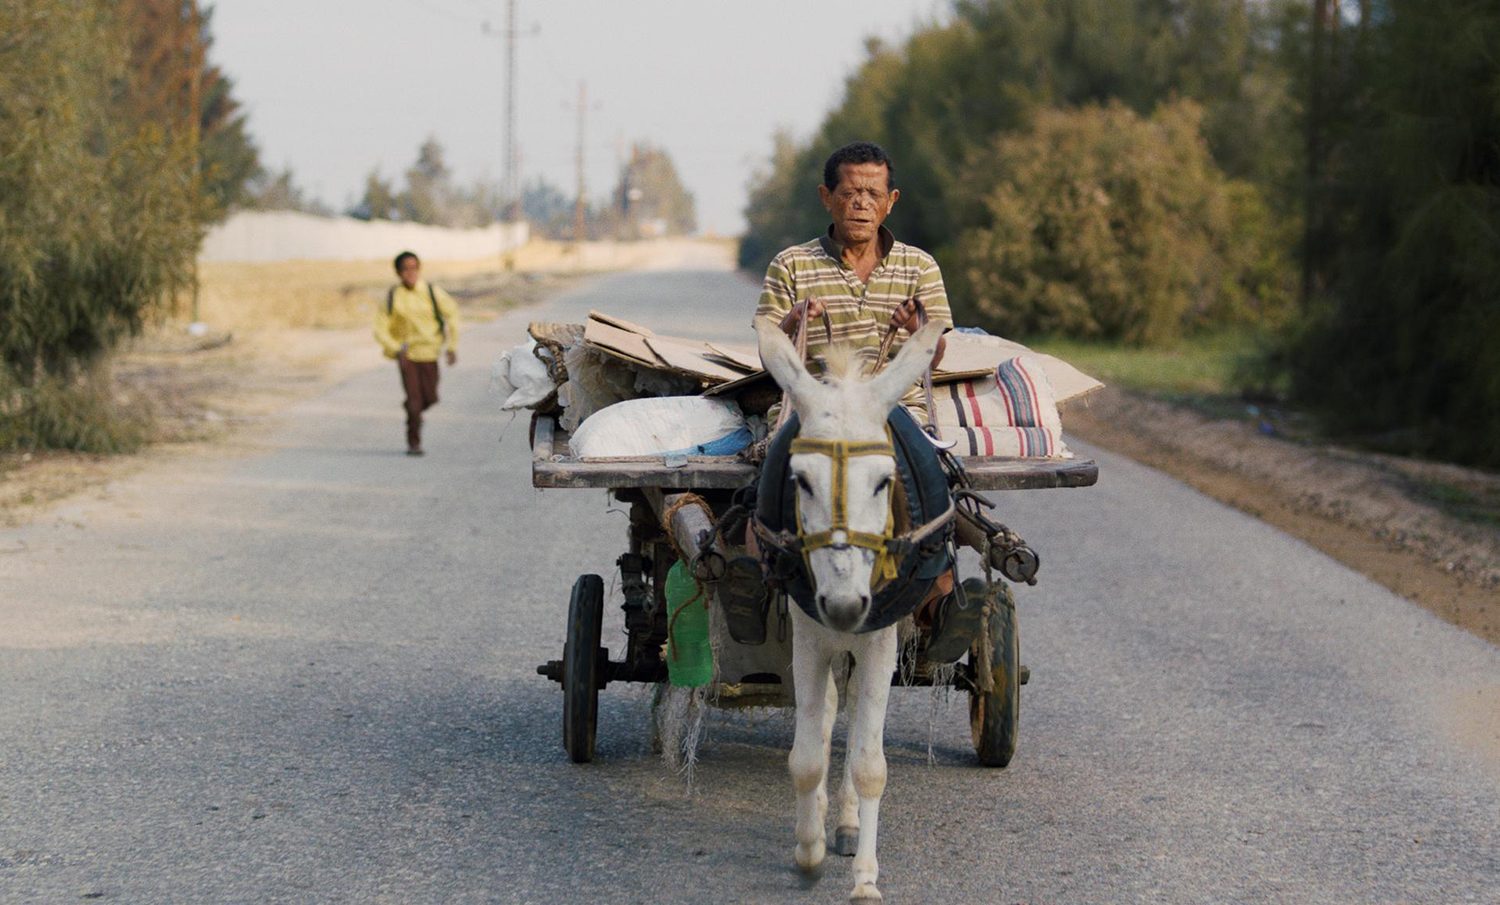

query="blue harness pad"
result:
[755,407,953,632]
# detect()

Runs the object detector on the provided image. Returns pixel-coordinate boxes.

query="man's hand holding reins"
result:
[890,298,922,333]
[890,298,945,368]
[779,299,825,338]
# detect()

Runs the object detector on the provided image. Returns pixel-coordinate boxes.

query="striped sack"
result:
[932,355,1069,458]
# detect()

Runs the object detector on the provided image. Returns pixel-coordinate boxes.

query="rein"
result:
[872,297,942,442]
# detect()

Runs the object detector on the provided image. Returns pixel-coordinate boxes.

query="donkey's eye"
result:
[795,474,814,496]
[874,476,892,495]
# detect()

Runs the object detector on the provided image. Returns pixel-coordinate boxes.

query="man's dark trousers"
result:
[398,355,440,450]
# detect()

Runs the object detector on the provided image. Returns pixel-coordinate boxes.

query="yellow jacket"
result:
[374,280,460,362]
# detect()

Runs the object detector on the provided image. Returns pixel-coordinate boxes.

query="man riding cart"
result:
[517,136,1100,901]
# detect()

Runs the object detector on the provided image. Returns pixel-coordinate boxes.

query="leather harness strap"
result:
[788,436,900,584]
[757,428,957,592]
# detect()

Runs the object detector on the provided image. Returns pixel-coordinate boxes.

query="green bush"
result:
[949,100,1293,346]
[0,2,206,452]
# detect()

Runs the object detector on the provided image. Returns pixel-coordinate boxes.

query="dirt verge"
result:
[1066,387,1499,647]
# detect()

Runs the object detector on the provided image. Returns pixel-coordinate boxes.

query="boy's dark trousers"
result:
[398,355,440,450]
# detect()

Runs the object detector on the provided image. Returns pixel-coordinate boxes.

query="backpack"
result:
[386,283,446,336]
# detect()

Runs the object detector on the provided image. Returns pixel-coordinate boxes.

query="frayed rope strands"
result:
[659,492,715,562]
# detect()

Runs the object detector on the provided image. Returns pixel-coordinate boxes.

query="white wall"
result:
[199,210,530,263]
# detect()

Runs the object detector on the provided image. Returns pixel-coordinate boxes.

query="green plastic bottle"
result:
[664,561,713,688]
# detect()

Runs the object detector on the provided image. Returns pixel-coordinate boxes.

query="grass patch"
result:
[0,371,152,455]
[1029,330,1263,397]
[1030,329,1320,438]
[1408,479,1500,528]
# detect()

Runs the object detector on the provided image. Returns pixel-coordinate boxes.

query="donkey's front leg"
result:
[833,659,862,856]
[789,628,837,875]
[845,626,899,901]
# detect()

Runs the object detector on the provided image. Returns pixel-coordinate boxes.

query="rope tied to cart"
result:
[659,492,716,564]
[658,491,717,670]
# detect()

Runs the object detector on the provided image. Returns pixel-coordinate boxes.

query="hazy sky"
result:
[211,0,951,235]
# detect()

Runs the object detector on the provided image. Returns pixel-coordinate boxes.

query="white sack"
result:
[489,339,558,411]
[569,397,747,459]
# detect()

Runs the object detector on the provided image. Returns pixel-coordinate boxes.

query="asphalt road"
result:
[2,262,1497,904]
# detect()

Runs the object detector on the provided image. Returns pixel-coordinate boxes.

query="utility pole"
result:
[503,0,518,221]
[482,3,536,223]
[573,80,588,244]
[186,0,204,328]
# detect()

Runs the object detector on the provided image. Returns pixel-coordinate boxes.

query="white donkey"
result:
[754,318,946,903]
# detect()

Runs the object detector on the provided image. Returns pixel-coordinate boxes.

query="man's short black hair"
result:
[394,250,420,272]
[822,141,895,191]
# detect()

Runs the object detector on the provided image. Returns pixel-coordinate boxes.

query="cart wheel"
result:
[968,581,1020,768]
[563,573,605,763]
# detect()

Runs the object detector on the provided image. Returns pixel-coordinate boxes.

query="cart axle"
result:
[538,651,667,688]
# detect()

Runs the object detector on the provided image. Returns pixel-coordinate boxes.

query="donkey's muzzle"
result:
[817,592,869,633]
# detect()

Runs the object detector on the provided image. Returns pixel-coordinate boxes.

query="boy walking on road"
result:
[374,251,460,456]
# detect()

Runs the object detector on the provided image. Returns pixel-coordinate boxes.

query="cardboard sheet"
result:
[580,311,749,385]
[574,310,1104,405]
[705,342,762,372]
[587,310,657,336]
[583,318,663,368]
[706,333,1102,404]
[644,335,748,383]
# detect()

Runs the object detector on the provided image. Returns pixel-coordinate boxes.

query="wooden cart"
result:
[530,412,1098,765]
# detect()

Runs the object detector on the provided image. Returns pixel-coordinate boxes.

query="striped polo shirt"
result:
[754,225,953,412]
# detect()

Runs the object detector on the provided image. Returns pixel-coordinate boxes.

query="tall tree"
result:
[521,178,575,239]
[387,138,492,227]
[350,170,401,221]
[739,131,824,271]
[1289,0,1500,467]
[613,143,697,238]
[120,0,260,219]
[245,167,330,214]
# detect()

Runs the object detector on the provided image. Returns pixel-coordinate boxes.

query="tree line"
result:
[268,138,697,243]
[740,0,1499,468]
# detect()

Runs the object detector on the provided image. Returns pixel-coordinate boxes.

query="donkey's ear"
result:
[868,320,945,413]
[756,318,818,404]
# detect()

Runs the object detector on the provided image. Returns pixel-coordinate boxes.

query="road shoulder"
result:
[1066,387,1499,646]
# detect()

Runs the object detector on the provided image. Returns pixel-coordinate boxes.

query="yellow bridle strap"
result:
[788,437,901,585]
